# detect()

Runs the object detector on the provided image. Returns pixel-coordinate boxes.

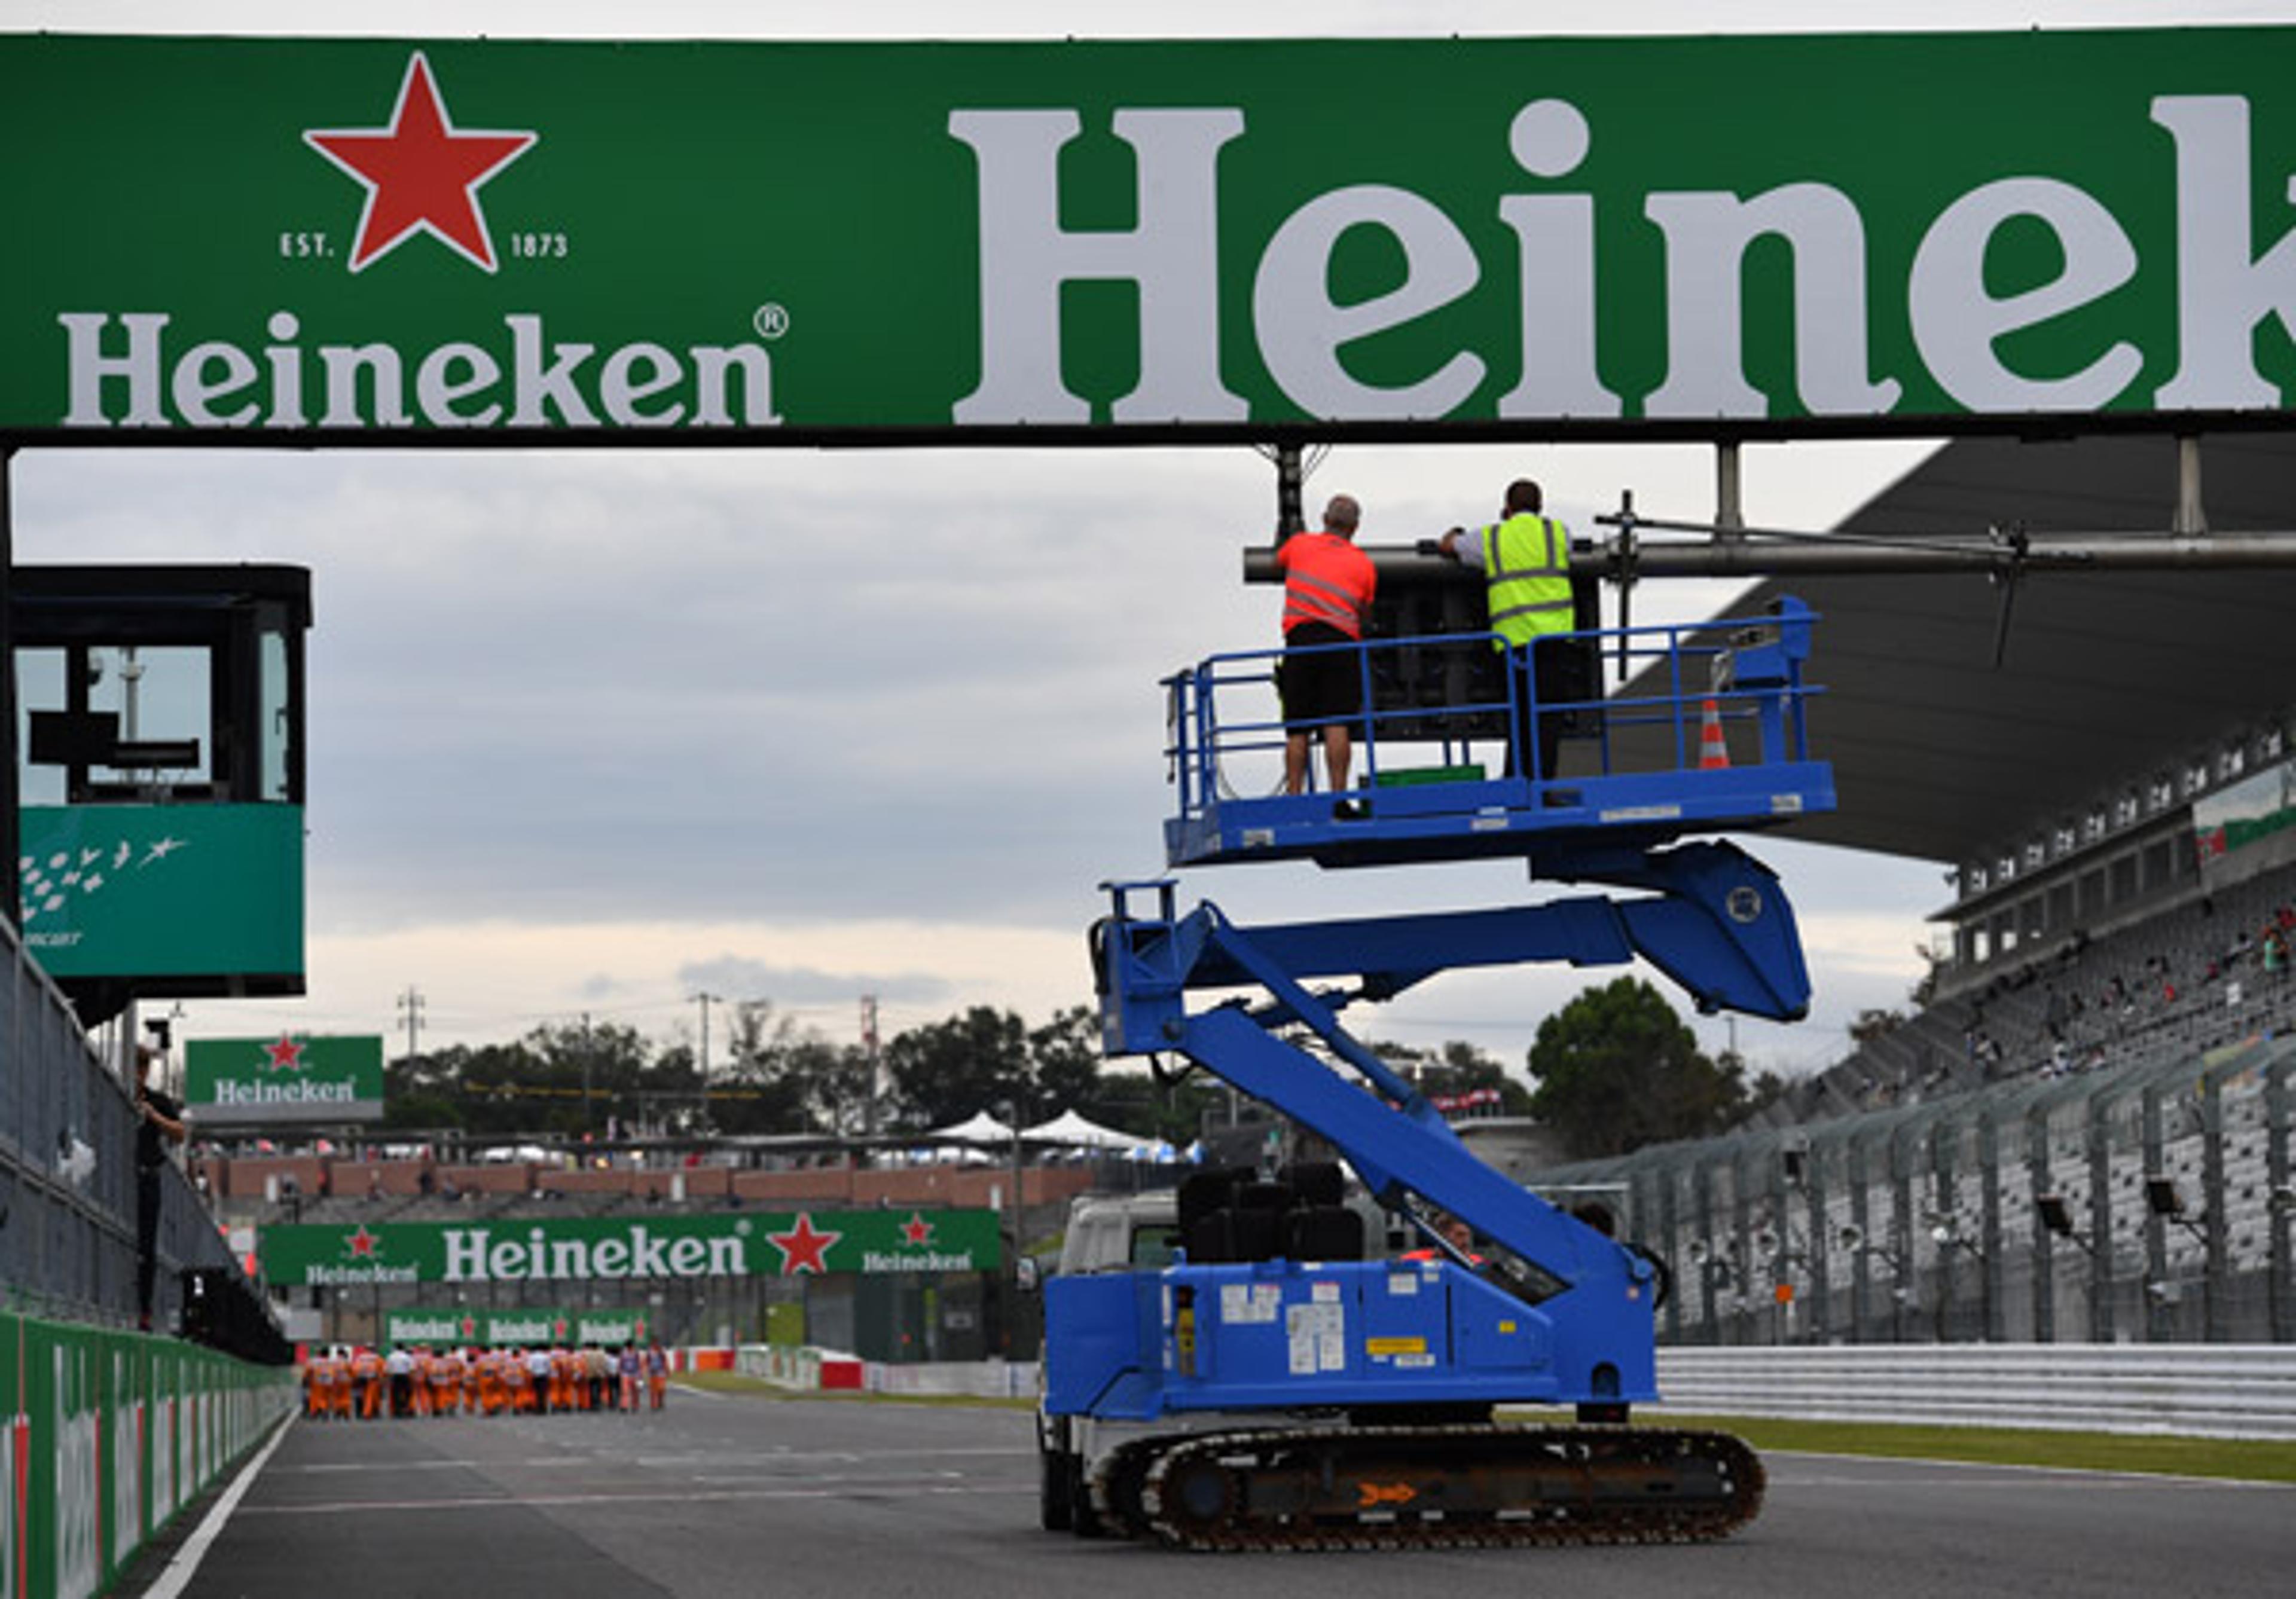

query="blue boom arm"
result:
[1095,836,1805,1270]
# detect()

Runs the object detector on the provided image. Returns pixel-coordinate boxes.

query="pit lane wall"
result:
[0,1313,297,1599]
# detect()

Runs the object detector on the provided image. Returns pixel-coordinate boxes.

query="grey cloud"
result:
[674,956,949,1010]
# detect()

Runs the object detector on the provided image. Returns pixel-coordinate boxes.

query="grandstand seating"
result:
[1766,860,2296,1125]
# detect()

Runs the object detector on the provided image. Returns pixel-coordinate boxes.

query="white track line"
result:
[141,1417,295,1599]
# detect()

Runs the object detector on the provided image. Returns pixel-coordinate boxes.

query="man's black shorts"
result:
[1280,622,1365,729]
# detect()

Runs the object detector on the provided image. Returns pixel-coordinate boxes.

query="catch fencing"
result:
[1538,1032,2296,1348]
[1,915,245,1331]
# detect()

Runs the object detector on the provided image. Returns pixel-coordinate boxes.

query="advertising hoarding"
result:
[2,30,2291,444]
[259,1208,1002,1285]
[184,1034,384,1127]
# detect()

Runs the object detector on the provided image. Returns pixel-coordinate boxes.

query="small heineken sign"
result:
[380,1306,652,1349]
[185,1033,386,1126]
[384,1306,483,1346]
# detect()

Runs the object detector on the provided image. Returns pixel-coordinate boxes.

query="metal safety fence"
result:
[1537,1032,2296,1347]
[1653,1343,2296,1439]
[1,914,244,1331]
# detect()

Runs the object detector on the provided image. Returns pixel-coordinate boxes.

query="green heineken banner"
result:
[0,1313,295,1599]
[1,29,2291,442]
[384,1305,653,1347]
[260,1209,1002,1286]
[184,1034,384,1127]
[16,804,303,983]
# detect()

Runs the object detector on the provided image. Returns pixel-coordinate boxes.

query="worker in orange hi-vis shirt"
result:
[328,1351,356,1420]
[413,1347,439,1417]
[478,1347,509,1416]
[351,1345,384,1419]
[552,1345,582,1413]
[430,1346,464,1417]
[505,1347,535,1413]
[302,1355,326,1419]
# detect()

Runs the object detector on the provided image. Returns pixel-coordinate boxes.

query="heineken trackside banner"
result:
[17,804,304,982]
[184,1034,385,1127]
[0,1314,297,1599]
[0,29,2292,442]
[384,1306,653,1347]
[259,1209,1003,1286]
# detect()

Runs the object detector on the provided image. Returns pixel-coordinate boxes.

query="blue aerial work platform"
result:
[1040,597,1832,1547]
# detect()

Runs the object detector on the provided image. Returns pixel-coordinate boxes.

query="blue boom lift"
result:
[1042,586,1831,1550]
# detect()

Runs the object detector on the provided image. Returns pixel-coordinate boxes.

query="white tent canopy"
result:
[1021,1109,1138,1150]
[925,1110,1015,1144]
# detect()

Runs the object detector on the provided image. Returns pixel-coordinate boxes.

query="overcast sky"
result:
[10,1,2291,1090]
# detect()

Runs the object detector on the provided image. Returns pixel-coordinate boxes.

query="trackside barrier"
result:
[1654,1344,2296,1441]
[734,1344,820,1387]
[0,1311,297,1599]
[735,1343,2296,1438]
[732,1346,1026,1399]
[862,1358,1033,1400]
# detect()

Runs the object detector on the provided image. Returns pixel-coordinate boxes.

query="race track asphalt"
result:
[115,1387,2296,1599]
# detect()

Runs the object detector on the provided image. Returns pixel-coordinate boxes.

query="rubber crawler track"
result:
[1094,1423,1764,1552]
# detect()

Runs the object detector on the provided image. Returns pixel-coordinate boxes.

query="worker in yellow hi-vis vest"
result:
[1439,478,1577,783]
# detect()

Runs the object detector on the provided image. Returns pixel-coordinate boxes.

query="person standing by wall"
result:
[133,1043,187,1332]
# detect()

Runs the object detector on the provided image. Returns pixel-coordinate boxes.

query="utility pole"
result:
[396,986,426,1060]
[695,991,722,1126]
[860,994,881,1138]
[582,1011,596,1136]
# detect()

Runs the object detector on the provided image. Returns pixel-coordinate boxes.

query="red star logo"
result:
[766,1213,842,1276]
[304,52,537,274]
[344,1225,381,1259]
[264,1035,306,1072]
[900,1212,935,1248]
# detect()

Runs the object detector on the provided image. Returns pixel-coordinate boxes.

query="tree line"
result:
[380,978,1782,1159]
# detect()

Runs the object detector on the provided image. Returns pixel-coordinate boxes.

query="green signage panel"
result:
[0,1313,297,1599]
[185,1034,384,1126]
[17,803,304,981]
[2,29,2292,442]
[384,1305,654,1347]
[259,1208,1002,1286]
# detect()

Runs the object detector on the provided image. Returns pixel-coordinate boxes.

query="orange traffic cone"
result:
[1697,699,1730,770]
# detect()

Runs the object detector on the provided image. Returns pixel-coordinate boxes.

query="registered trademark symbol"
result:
[753,302,789,340]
